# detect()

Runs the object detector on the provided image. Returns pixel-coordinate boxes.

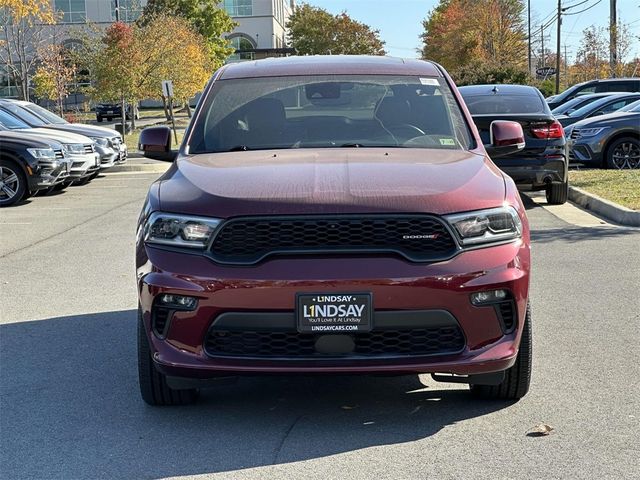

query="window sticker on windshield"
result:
[439,138,455,146]
[419,78,439,86]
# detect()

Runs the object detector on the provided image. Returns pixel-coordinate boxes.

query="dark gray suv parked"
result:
[566,100,640,169]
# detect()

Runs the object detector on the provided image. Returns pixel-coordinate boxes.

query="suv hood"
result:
[43,123,119,138]
[17,127,93,145]
[159,148,506,217]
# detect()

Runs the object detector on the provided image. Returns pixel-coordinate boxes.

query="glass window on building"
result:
[224,0,252,17]
[111,0,144,23]
[54,0,86,23]
[0,67,19,98]
[228,36,255,61]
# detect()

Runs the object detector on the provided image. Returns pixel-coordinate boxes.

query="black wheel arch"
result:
[0,151,31,179]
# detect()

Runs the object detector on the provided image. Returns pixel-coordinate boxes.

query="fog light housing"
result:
[470,289,508,306]
[158,294,198,310]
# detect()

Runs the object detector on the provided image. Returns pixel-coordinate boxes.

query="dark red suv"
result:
[136,56,532,406]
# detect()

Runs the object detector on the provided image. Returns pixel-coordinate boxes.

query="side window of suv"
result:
[602,82,633,93]
[594,100,626,115]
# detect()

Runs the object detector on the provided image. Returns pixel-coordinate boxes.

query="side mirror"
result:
[138,126,177,162]
[485,120,525,159]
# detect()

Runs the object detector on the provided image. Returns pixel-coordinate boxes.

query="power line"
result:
[563,0,604,16]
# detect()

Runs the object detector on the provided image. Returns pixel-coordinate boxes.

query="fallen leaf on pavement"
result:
[527,424,554,437]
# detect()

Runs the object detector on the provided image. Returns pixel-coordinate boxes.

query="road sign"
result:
[162,80,174,98]
[536,67,556,76]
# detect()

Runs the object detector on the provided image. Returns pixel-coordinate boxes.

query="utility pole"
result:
[541,24,545,68]
[564,44,568,88]
[610,0,617,77]
[555,0,562,94]
[114,0,120,22]
[528,0,532,74]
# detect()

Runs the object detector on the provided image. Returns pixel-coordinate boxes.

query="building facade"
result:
[0,1,295,99]
[224,0,295,61]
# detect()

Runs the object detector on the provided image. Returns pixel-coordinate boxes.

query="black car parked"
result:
[546,78,640,110]
[566,100,640,169]
[555,93,640,129]
[0,131,71,206]
[460,84,568,204]
[95,103,138,122]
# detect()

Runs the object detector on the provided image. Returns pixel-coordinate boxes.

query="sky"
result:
[308,0,640,63]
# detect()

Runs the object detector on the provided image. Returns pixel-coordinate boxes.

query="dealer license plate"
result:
[296,293,372,333]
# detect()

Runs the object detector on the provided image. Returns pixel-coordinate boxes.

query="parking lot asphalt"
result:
[1,172,639,480]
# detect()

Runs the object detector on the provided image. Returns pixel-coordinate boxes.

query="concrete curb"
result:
[569,186,640,227]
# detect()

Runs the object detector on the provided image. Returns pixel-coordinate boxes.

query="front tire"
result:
[137,308,199,406]
[96,116,103,123]
[606,137,640,169]
[470,303,532,400]
[546,181,568,205]
[0,160,27,207]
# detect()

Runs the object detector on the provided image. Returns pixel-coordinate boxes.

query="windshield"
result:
[619,100,640,112]
[0,109,30,129]
[0,102,47,126]
[463,93,545,114]
[188,75,473,154]
[23,103,68,124]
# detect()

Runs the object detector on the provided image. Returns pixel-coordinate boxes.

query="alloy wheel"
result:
[0,165,20,202]
[611,141,640,169]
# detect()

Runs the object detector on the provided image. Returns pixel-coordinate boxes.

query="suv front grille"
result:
[209,215,457,264]
[204,326,465,359]
[84,144,94,154]
[54,149,64,159]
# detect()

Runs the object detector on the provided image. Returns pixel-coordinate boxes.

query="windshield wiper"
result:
[227,145,250,151]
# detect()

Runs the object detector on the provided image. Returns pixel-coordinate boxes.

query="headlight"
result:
[26,147,56,160]
[444,206,522,247]
[63,143,85,154]
[91,137,109,147]
[144,212,222,249]
[575,127,608,137]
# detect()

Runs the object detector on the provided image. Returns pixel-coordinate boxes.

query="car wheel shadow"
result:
[0,310,516,479]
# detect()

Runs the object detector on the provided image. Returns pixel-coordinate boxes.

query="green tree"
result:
[287,4,385,55]
[140,0,235,63]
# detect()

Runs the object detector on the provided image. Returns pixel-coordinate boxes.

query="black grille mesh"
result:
[210,216,457,264]
[204,326,465,358]
[496,301,516,333]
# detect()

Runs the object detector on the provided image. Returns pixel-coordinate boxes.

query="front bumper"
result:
[68,152,101,178]
[27,160,71,191]
[95,145,119,169]
[568,137,606,167]
[137,240,530,379]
